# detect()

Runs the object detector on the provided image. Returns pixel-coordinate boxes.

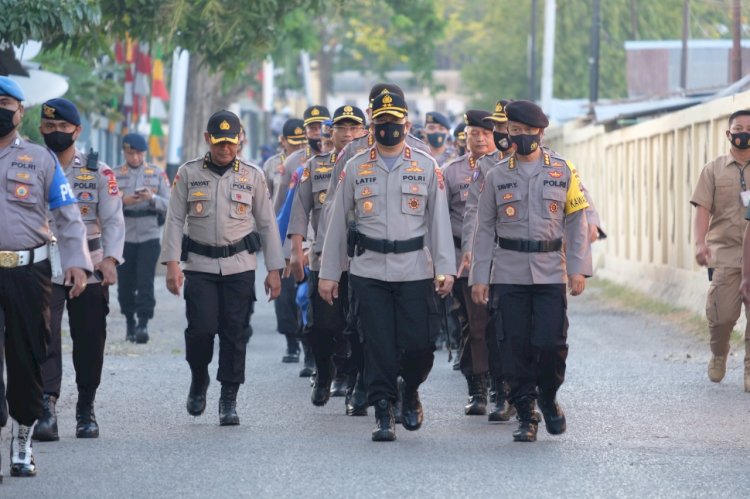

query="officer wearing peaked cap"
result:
[470,99,592,443]
[319,91,456,442]
[160,110,285,426]
[0,77,92,478]
[115,133,171,344]
[264,118,305,199]
[33,98,125,444]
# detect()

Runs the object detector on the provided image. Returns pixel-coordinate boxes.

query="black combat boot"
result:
[512,397,540,443]
[10,421,36,477]
[32,394,59,441]
[282,334,300,363]
[299,344,315,377]
[330,373,348,397]
[400,383,424,431]
[311,360,335,407]
[371,399,396,442]
[186,368,210,416]
[135,318,149,344]
[464,373,488,415]
[488,378,516,423]
[346,373,368,416]
[538,390,567,435]
[125,315,137,343]
[76,389,99,438]
[219,383,240,426]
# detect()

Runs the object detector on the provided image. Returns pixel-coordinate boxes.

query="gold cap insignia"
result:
[382,95,393,105]
[219,120,231,131]
[343,105,353,113]
[495,102,503,113]
[294,127,303,135]
[311,108,320,116]
[43,104,56,119]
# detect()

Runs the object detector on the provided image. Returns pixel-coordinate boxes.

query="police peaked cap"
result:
[206,110,241,144]
[303,106,331,127]
[371,92,408,119]
[282,118,306,144]
[368,83,405,102]
[333,105,366,125]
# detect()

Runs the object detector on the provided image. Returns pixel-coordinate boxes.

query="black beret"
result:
[206,110,241,144]
[303,105,331,126]
[484,99,510,123]
[371,91,408,119]
[333,105,366,125]
[368,82,405,102]
[463,110,493,131]
[453,122,466,139]
[282,118,306,145]
[41,98,81,126]
[122,133,148,152]
[505,100,549,128]
[425,111,450,129]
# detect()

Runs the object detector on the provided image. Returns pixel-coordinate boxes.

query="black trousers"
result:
[184,270,255,384]
[349,276,438,405]
[453,278,490,376]
[274,274,299,337]
[117,239,160,322]
[41,283,109,398]
[305,271,349,376]
[0,261,52,426]
[490,283,569,403]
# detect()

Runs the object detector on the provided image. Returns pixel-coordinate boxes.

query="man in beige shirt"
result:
[693,109,750,392]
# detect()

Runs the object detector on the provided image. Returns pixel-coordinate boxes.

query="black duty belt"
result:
[495,236,562,253]
[452,235,462,250]
[181,232,261,260]
[123,209,159,218]
[356,234,423,254]
[88,238,102,252]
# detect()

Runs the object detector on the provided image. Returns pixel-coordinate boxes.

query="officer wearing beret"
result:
[470,99,592,442]
[115,133,170,343]
[287,105,368,414]
[0,79,92,477]
[262,118,306,364]
[160,110,284,425]
[425,111,452,166]
[442,110,500,417]
[319,92,456,441]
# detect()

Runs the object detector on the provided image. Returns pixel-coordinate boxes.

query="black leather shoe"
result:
[330,374,348,397]
[400,385,424,431]
[32,394,59,442]
[219,384,240,426]
[371,399,396,442]
[311,362,335,407]
[126,322,137,342]
[10,423,36,477]
[135,325,149,344]
[346,374,368,416]
[538,396,567,435]
[464,374,488,416]
[512,397,539,443]
[186,369,210,416]
[76,402,100,439]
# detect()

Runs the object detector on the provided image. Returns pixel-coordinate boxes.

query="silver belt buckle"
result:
[0,251,20,268]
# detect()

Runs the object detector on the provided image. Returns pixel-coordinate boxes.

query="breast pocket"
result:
[230,190,253,219]
[6,169,39,205]
[541,186,566,220]
[188,188,212,218]
[354,182,379,218]
[401,182,427,216]
[497,189,526,222]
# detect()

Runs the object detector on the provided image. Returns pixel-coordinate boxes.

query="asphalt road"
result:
[2,273,749,498]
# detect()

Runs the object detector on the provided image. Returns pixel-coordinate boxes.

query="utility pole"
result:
[732,0,742,82]
[588,0,601,104]
[541,0,557,113]
[630,0,639,40]
[529,0,538,101]
[680,0,689,91]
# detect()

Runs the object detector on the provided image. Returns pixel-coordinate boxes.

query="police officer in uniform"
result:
[424,111,452,166]
[319,92,456,441]
[263,118,305,200]
[453,123,467,158]
[442,110,498,417]
[0,78,91,477]
[161,110,284,425]
[115,133,170,343]
[287,105,368,414]
[470,100,592,443]
[31,99,125,443]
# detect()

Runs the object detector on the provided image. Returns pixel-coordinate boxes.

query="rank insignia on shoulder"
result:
[543,153,551,166]
[370,148,377,161]
[508,157,516,170]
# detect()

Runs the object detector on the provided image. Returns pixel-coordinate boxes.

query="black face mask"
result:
[373,122,406,147]
[493,131,512,152]
[426,132,445,148]
[510,133,541,155]
[0,107,17,138]
[308,138,322,153]
[457,145,466,156]
[43,130,76,152]
[730,132,750,150]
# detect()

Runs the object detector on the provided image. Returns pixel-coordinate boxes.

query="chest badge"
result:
[408,197,420,210]
[237,203,247,215]
[362,200,374,214]
[80,205,90,216]
[14,184,30,199]
[549,202,559,214]
[548,170,563,179]
[76,174,95,181]
[317,191,327,204]
[503,193,513,201]
[504,205,516,217]
[195,202,204,215]
[410,184,420,194]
